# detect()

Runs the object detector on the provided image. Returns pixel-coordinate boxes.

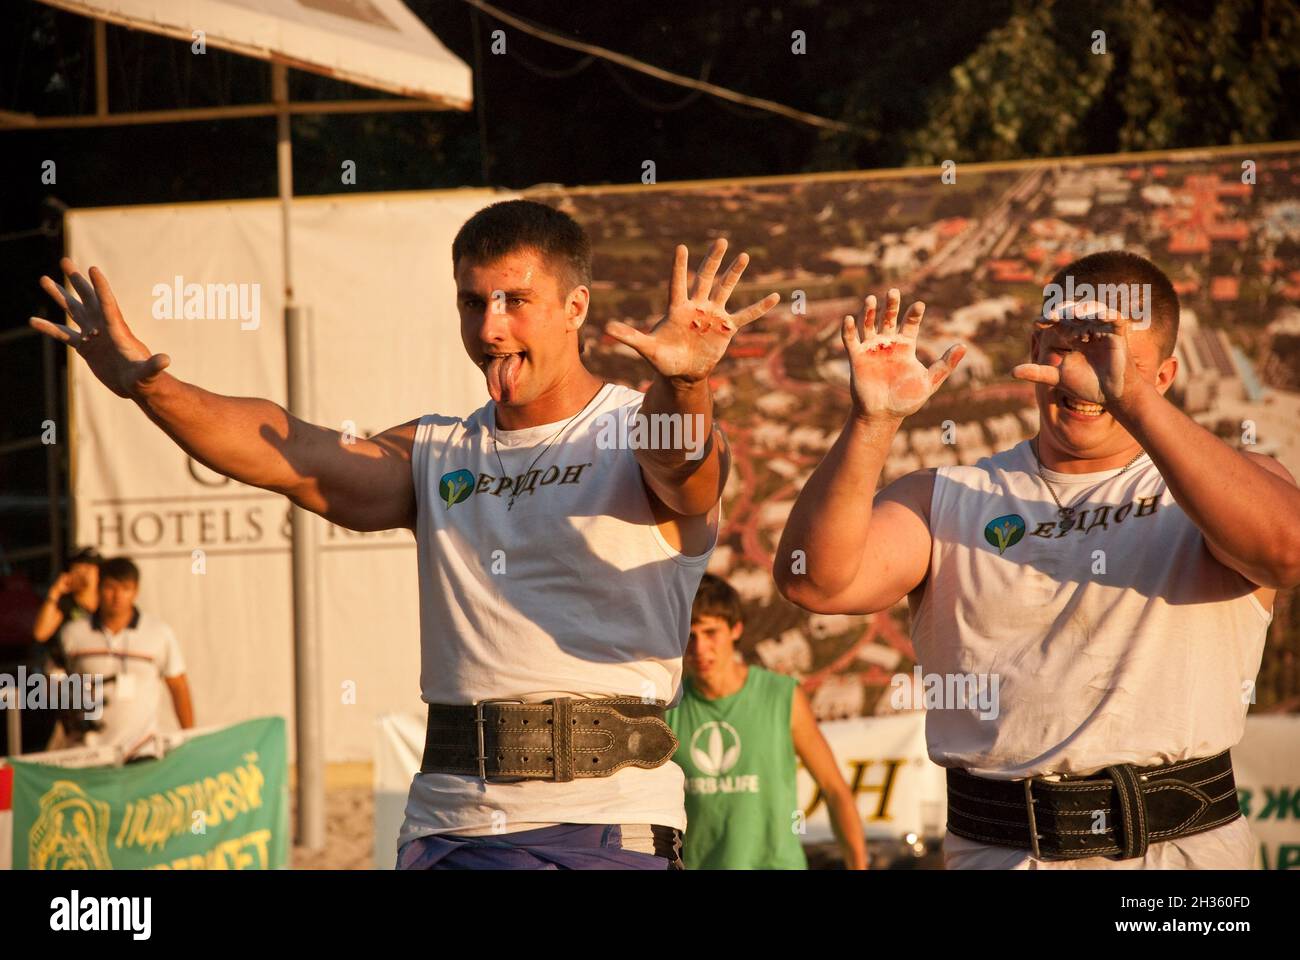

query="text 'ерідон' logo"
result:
[984,514,1025,555]
[439,470,475,509]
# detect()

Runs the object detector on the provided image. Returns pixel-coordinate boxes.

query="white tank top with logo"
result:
[400,382,714,843]
[911,439,1269,868]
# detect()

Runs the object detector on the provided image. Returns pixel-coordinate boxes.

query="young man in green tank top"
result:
[666,575,868,869]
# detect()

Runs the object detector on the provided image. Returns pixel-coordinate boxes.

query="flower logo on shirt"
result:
[983,514,1026,555]
[689,721,741,776]
[438,469,475,509]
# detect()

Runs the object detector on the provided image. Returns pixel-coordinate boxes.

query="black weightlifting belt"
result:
[420,697,678,782]
[946,750,1241,861]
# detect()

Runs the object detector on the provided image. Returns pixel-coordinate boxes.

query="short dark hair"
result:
[99,557,139,585]
[1045,251,1180,359]
[451,199,593,297]
[691,574,743,628]
[67,546,102,567]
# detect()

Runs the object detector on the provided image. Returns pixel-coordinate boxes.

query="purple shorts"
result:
[396,823,682,870]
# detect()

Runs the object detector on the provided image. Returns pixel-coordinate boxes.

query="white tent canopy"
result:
[38,0,471,106]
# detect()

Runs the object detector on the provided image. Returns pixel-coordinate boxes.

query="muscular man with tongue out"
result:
[31,199,779,869]
[776,250,1300,869]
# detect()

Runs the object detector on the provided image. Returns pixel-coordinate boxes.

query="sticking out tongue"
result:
[486,353,523,403]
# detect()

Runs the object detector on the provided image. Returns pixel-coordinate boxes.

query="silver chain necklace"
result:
[1032,438,1146,521]
[491,384,605,511]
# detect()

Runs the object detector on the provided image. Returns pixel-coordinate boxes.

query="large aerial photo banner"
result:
[558,144,1300,718]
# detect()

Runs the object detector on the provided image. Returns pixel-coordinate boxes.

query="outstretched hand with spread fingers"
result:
[842,288,965,422]
[30,257,170,398]
[605,238,780,384]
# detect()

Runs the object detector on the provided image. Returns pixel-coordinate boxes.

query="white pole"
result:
[274,61,325,852]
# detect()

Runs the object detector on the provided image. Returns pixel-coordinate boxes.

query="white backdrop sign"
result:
[796,712,946,844]
[1232,715,1300,870]
[66,189,516,760]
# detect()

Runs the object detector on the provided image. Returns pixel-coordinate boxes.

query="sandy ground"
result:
[290,763,376,870]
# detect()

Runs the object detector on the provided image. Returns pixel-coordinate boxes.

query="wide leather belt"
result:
[420,697,678,782]
[946,750,1241,860]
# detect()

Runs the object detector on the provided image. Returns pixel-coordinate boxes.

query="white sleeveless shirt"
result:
[400,383,713,842]
[912,439,1270,867]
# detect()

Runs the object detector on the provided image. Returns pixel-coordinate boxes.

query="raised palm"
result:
[605,239,780,384]
[844,289,966,421]
[30,257,170,398]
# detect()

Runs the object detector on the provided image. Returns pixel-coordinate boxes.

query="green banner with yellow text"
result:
[9,717,288,870]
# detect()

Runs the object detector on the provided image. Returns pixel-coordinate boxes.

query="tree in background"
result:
[901,0,1300,166]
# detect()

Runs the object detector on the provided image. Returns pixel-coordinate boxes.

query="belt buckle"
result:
[1023,777,1043,860]
[474,698,525,782]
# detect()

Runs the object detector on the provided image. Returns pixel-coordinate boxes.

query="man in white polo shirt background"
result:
[56,556,194,761]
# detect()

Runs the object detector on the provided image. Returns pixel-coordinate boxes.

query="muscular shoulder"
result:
[877,467,938,528]
[405,412,472,449]
[1242,450,1298,487]
[898,442,1030,527]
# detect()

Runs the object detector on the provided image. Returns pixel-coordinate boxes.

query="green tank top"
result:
[665,666,808,870]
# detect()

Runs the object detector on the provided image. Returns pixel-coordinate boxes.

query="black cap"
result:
[67,546,103,567]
